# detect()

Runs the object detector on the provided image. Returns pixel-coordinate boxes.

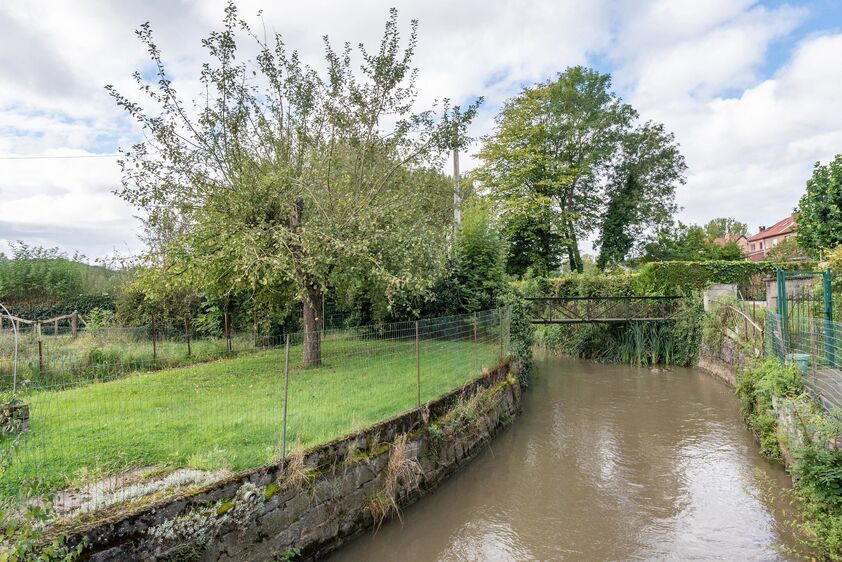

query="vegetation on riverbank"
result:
[524,269,706,366]
[734,357,842,559]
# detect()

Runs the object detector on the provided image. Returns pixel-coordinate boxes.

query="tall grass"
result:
[535,298,703,367]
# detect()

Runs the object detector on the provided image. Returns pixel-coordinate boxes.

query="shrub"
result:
[453,201,507,312]
[499,290,534,384]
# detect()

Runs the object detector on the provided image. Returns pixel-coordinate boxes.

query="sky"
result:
[1,0,842,260]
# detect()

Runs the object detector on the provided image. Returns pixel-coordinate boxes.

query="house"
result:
[712,234,749,254]
[747,214,797,261]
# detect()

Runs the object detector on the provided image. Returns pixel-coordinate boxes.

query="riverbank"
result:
[49,358,523,560]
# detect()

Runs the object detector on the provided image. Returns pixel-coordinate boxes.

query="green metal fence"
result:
[766,310,842,412]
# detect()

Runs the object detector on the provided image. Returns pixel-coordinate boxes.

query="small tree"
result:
[454,201,506,312]
[797,155,842,254]
[108,4,478,365]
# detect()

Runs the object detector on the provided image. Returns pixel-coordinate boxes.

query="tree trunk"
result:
[567,225,583,273]
[302,286,322,367]
[288,195,321,366]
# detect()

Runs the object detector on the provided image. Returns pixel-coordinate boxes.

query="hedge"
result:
[2,295,116,320]
[513,260,819,299]
[636,260,818,295]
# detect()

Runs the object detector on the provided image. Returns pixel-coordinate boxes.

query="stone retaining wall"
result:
[699,335,801,469]
[62,358,520,561]
[697,338,751,387]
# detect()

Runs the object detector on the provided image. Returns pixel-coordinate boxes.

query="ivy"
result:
[635,260,817,295]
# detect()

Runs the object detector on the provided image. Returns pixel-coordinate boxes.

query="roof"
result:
[712,235,747,246]
[748,215,796,242]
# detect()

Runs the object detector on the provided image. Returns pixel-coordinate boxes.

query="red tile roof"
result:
[712,235,747,246]
[748,215,796,242]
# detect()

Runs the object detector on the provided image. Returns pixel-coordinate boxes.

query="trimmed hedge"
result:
[514,260,819,299]
[636,260,818,295]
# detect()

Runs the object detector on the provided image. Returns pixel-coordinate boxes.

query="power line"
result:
[0,153,121,160]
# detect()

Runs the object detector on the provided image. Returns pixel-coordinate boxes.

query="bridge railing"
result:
[526,296,682,324]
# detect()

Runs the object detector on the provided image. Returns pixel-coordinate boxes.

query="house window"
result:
[750,243,755,251]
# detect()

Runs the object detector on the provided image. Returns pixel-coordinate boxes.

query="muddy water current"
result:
[328,355,804,561]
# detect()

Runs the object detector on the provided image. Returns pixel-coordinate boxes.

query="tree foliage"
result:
[596,123,685,269]
[703,217,748,239]
[765,236,802,262]
[640,221,744,262]
[108,4,478,363]
[474,66,684,275]
[0,242,127,307]
[797,154,842,254]
[453,201,506,312]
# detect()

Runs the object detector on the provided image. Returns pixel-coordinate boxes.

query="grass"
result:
[1,335,500,500]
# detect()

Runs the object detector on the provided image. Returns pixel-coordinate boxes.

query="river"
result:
[328,355,805,561]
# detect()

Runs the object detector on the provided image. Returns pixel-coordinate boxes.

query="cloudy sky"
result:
[1,0,841,259]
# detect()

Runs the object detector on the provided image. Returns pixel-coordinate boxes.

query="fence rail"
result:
[0,307,512,520]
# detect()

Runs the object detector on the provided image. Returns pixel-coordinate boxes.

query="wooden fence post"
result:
[71,312,78,339]
[499,308,504,359]
[38,339,44,378]
[224,311,232,353]
[53,319,58,336]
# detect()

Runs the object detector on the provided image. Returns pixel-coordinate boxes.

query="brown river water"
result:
[327,355,806,561]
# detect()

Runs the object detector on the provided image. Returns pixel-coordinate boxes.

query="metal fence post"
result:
[151,317,157,361]
[824,269,835,367]
[281,334,290,470]
[499,308,504,359]
[472,312,477,372]
[415,320,420,408]
[777,269,789,352]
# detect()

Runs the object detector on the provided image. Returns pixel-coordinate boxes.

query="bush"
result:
[453,202,507,312]
[499,289,534,384]
[85,308,115,328]
[735,359,802,460]
[4,295,116,321]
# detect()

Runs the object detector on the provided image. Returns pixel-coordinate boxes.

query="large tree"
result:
[474,66,683,275]
[797,154,842,254]
[596,122,685,269]
[109,4,478,364]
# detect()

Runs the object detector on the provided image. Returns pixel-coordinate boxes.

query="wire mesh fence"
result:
[0,307,511,519]
[766,311,842,412]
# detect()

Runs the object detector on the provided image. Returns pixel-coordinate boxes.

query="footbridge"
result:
[526,296,682,324]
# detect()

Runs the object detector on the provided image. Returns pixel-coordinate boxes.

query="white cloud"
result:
[645,33,842,230]
[0,0,839,257]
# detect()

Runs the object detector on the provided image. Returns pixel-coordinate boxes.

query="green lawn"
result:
[1,336,500,500]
